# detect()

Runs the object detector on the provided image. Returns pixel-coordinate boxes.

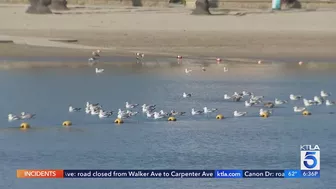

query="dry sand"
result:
[1,5,336,62]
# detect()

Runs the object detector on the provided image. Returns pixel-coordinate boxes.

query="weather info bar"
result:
[17,169,320,179]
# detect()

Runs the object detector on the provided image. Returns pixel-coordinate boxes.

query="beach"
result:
[1,5,336,61]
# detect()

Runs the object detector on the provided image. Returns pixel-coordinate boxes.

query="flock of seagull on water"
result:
[6,50,335,122]
[7,90,334,122]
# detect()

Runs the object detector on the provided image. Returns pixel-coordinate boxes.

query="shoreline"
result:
[1,6,336,65]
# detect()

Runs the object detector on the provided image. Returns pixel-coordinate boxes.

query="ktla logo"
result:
[300,145,320,170]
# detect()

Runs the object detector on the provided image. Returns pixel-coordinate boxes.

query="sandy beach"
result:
[1,5,336,62]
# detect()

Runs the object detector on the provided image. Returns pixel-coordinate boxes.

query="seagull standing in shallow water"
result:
[185,68,192,74]
[95,68,104,74]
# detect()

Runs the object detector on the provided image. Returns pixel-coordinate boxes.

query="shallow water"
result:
[0,60,335,188]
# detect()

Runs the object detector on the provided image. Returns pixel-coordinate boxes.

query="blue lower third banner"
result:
[63,170,214,178]
[60,170,319,178]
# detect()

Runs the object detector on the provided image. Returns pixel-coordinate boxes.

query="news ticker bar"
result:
[17,169,320,178]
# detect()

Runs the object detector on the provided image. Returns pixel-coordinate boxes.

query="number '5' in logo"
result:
[304,152,317,169]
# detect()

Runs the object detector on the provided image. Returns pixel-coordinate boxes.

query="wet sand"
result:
[1,5,336,62]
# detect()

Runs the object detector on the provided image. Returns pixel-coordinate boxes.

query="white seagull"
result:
[290,94,302,100]
[98,110,113,118]
[293,106,306,112]
[191,108,203,115]
[223,67,229,72]
[146,111,154,118]
[20,112,36,119]
[313,96,323,105]
[69,106,81,112]
[203,107,218,114]
[126,102,139,109]
[126,110,138,116]
[88,57,98,66]
[183,92,191,98]
[153,112,164,119]
[321,90,331,98]
[245,101,255,107]
[170,110,186,116]
[224,94,231,100]
[95,68,104,73]
[8,114,20,121]
[242,91,252,96]
[142,104,156,113]
[326,100,335,106]
[251,94,264,101]
[233,111,247,117]
[275,98,288,105]
[185,68,192,74]
[303,99,318,106]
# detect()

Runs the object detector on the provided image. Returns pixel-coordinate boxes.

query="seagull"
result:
[290,94,302,100]
[85,107,91,114]
[223,67,228,72]
[242,91,252,96]
[86,102,99,108]
[202,67,206,71]
[245,101,255,107]
[126,110,138,116]
[275,98,288,105]
[185,68,192,74]
[260,109,272,116]
[92,49,101,57]
[233,111,247,117]
[224,94,231,100]
[313,96,323,105]
[95,68,104,74]
[293,106,306,112]
[170,110,186,116]
[69,106,81,112]
[264,102,275,108]
[326,100,335,106]
[8,114,20,121]
[232,96,243,102]
[118,113,131,119]
[203,107,218,114]
[159,110,170,117]
[20,112,36,119]
[321,90,331,98]
[233,92,243,97]
[136,52,144,59]
[146,111,154,118]
[126,102,139,109]
[88,57,98,66]
[251,94,264,101]
[191,108,203,115]
[98,110,113,118]
[183,92,191,98]
[142,104,156,113]
[153,112,164,119]
[303,99,318,106]
[90,108,99,115]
